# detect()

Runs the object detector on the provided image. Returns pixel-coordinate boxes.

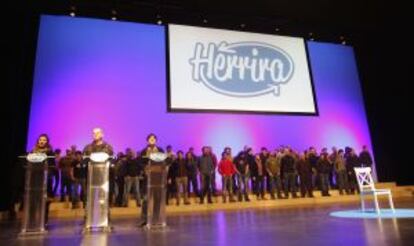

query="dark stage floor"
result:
[1,198,414,246]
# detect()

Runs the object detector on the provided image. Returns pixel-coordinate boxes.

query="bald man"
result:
[82,128,114,156]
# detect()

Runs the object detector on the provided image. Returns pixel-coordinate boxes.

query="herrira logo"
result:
[189,41,294,97]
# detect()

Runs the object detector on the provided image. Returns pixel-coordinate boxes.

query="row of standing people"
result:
[32,142,374,208]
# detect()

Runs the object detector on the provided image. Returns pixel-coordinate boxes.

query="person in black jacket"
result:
[307,147,319,189]
[234,151,250,202]
[259,147,271,195]
[72,151,87,208]
[281,148,298,198]
[114,152,126,206]
[346,149,360,194]
[138,133,164,227]
[186,151,200,198]
[122,148,142,207]
[316,153,331,196]
[359,145,373,167]
[245,148,256,198]
[170,151,190,205]
[198,146,216,204]
[297,152,314,198]
[166,156,176,205]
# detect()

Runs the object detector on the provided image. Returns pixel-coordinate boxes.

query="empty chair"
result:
[354,167,395,214]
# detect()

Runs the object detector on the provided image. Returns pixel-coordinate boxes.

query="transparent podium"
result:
[19,153,51,235]
[146,153,169,230]
[84,152,111,232]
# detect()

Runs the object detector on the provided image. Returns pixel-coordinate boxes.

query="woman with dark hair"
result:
[186,151,199,198]
[139,133,165,227]
[31,133,56,227]
[33,134,51,152]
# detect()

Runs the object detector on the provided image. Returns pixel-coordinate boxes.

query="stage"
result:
[1,197,414,246]
[46,182,414,218]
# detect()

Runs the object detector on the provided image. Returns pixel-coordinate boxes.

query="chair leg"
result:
[388,193,395,213]
[373,194,380,214]
[360,196,365,212]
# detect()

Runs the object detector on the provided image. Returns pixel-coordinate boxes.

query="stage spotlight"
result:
[69,6,76,17]
[340,36,346,45]
[111,10,117,21]
[156,14,163,25]
[308,32,314,41]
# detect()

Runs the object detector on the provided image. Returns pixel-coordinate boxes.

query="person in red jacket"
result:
[218,153,237,203]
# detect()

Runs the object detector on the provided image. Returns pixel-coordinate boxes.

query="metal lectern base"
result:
[82,225,112,234]
[144,223,168,231]
[18,229,48,237]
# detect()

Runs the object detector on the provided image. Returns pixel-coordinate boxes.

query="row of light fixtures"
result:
[68,6,347,45]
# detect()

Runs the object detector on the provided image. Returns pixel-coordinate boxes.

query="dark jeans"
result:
[269,175,283,198]
[329,171,336,189]
[336,170,350,194]
[283,173,297,198]
[116,176,125,206]
[167,178,176,205]
[187,174,200,196]
[299,173,313,197]
[221,176,234,201]
[348,171,359,194]
[71,178,86,205]
[175,176,189,204]
[123,176,141,206]
[48,171,59,197]
[211,172,217,195]
[232,175,238,193]
[60,175,72,200]
[253,175,265,198]
[109,177,116,206]
[45,200,52,225]
[265,173,272,193]
[201,173,213,202]
[319,173,330,195]
[47,177,56,198]
[237,174,250,201]
[140,190,148,224]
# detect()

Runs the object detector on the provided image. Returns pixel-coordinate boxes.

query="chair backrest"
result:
[354,167,376,192]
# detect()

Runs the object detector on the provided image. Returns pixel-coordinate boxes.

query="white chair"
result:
[354,167,395,214]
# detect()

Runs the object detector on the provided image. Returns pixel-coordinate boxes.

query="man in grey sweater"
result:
[198,146,215,204]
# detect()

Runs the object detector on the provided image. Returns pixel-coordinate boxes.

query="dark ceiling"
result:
[9,0,400,43]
